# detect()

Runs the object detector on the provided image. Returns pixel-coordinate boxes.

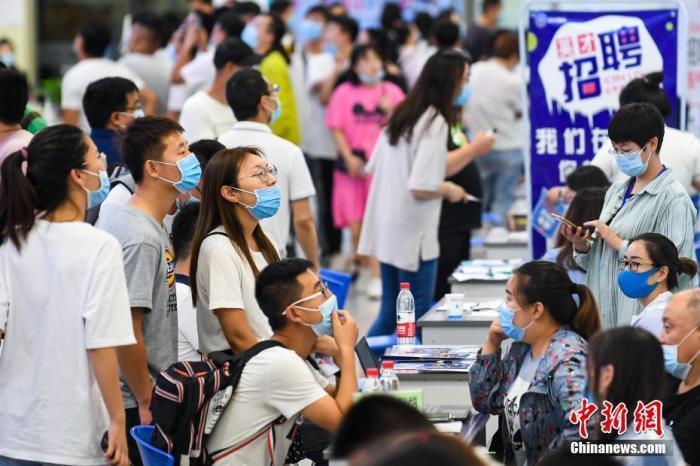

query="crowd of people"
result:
[0,0,700,465]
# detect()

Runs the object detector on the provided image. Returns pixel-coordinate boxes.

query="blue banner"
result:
[527,9,680,258]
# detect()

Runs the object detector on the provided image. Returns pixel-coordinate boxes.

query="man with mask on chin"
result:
[83,77,144,174]
[219,68,320,268]
[205,258,359,466]
[660,289,700,466]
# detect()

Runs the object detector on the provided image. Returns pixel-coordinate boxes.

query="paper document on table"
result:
[435,421,464,434]
[384,345,481,360]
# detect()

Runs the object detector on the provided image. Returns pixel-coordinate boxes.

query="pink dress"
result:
[325,81,404,228]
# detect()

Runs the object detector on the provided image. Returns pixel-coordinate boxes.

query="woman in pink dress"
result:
[326,44,404,298]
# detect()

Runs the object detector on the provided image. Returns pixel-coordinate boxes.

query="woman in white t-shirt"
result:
[618,233,697,337]
[190,146,280,354]
[358,50,476,336]
[0,125,134,466]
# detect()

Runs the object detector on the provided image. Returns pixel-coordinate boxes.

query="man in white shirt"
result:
[207,258,359,466]
[61,20,156,131]
[119,12,174,115]
[180,38,259,142]
[219,68,320,268]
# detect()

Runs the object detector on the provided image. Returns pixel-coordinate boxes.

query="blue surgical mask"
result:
[242,24,259,50]
[453,84,472,107]
[613,144,651,177]
[297,19,323,44]
[154,153,203,193]
[235,185,281,220]
[617,268,659,299]
[269,97,282,125]
[0,52,15,68]
[358,70,385,85]
[325,42,338,55]
[498,303,534,342]
[290,293,339,337]
[662,327,700,380]
[82,169,110,209]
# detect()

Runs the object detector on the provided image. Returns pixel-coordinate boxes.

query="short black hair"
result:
[83,77,138,129]
[306,5,330,20]
[328,14,359,42]
[414,12,433,40]
[226,67,270,121]
[131,12,165,47]
[482,0,502,13]
[432,19,459,49]
[0,69,28,125]
[122,116,184,184]
[619,72,671,118]
[214,37,256,70]
[256,258,314,331]
[332,395,434,459]
[270,0,292,15]
[172,202,200,260]
[608,102,665,153]
[216,10,245,39]
[233,1,262,17]
[79,20,112,57]
[565,165,609,192]
[194,10,216,38]
[189,139,224,171]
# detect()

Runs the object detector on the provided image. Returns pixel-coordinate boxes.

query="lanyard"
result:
[610,166,667,224]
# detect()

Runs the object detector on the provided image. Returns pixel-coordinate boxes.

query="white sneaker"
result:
[367,277,383,300]
[354,269,370,295]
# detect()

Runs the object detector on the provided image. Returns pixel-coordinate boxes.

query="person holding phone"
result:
[326,44,404,299]
[561,103,696,327]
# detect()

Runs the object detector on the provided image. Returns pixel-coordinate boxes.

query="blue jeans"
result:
[368,259,438,337]
[0,457,70,466]
[476,148,523,226]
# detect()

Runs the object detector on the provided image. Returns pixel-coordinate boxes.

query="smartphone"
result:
[550,212,581,229]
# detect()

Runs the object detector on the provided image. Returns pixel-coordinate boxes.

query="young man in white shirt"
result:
[179,38,259,143]
[207,258,359,465]
[61,20,156,131]
[97,117,201,466]
[219,68,320,268]
[119,12,174,115]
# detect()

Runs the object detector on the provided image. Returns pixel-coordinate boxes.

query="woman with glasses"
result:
[190,146,281,354]
[0,126,133,466]
[617,233,697,336]
[561,103,697,327]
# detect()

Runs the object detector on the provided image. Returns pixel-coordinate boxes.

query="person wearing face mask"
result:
[190,146,281,355]
[0,125,134,466]
[469,261,602,465]
[97,117,200,466]
[562,103,697,327]
[205,258,359,465]
[660,290,700,465]
[83,77,143,171]
[326,44,405,298]
[618,233,697,336]
[587,327,686,466]
[220,68,319,268]
[242,12,301,144]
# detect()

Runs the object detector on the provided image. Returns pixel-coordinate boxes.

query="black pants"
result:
[125,407,144,466]
[434,230,472,301]
[308,157,341,256]
[299,420,331,466]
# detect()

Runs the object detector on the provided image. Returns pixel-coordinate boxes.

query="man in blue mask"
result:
[205,258,359,466]
[659,289,700,465]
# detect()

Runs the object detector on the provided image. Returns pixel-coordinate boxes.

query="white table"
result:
[484,241,529,261]
[397,372,471,408]
[449,278,507,299]
[418,299,497,345]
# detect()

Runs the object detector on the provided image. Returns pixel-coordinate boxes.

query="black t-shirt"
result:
[464,25,498,61]
[439,126,483,234]
[663,374,700,466]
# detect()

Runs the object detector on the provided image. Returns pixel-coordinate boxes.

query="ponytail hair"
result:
[0,125,88,250]
[629,233,698,290]
[513,261,602,340]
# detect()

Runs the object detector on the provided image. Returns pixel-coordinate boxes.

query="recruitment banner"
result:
[525,8,683,259]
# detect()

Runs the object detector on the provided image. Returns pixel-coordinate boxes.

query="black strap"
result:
[20,111,41,130]
[110,179,135,195]
[206,231,229,238]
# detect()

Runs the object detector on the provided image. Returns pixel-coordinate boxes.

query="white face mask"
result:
[662,326,700,380]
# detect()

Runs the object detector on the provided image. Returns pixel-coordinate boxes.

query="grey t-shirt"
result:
[97,203,178,408]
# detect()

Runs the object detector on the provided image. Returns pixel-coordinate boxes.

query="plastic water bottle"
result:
[379,361,400,392]
[363,368,381,393]
[396,282,416,345]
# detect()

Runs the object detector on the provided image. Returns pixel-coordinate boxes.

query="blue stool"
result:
[130,426,175,466]
[320,269,352,308]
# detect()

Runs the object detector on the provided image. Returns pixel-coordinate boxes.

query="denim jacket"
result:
[468,327,588,465]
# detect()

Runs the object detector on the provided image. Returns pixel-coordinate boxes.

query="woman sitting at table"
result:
[469,261,602,465]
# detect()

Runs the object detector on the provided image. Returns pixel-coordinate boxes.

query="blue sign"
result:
[527,9,680,258]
